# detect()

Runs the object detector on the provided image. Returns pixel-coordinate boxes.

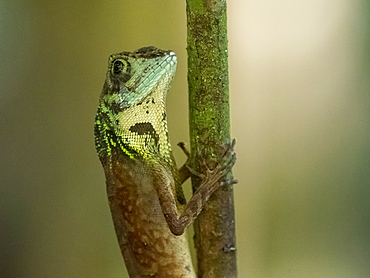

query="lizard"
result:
[94,46,236,277]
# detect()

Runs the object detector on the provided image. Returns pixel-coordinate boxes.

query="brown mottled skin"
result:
[105,148,194,277]
[95,47,235,277]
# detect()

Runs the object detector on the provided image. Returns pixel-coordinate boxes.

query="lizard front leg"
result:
[154,140,236,236]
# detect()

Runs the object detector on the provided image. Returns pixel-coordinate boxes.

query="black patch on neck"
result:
[129,122,159,147]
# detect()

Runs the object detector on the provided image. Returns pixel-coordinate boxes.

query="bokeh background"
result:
[1,0,370,277]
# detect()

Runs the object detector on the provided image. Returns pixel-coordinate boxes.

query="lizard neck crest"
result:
[95,47,177,164]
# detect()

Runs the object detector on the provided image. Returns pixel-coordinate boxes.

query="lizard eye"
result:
[112,59,128,74]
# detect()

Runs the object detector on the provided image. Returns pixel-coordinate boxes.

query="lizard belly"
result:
[105,156,195,278]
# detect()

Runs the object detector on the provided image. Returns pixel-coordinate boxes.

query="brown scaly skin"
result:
[94,47,235,277]
[105,148,194,277]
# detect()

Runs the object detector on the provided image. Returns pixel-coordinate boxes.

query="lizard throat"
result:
[113,86,173,163]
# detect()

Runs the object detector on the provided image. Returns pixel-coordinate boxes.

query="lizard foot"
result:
[168,140,237,234]
[187,139,237,187]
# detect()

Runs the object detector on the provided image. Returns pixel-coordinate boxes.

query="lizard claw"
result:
[220,178,238,187]
[219,138,237,175]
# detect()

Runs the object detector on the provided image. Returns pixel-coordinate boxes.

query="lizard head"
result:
[95,46,177,161]
[101,46,177,112]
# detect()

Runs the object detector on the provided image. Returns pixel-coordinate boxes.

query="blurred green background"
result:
[1,0,370,277]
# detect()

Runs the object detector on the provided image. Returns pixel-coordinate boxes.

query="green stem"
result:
[186,0,237,277]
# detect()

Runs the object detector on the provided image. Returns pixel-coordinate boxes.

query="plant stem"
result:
[186,0,237,277]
